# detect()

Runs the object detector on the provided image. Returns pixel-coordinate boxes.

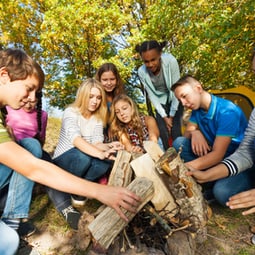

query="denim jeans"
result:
[0,138,42,219]
[47,147,112,212]
[173,136,255,206]
[0,220,19,255]
[172,136,198,162]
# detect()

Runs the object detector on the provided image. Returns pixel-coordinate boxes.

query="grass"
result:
[27,117,255,255]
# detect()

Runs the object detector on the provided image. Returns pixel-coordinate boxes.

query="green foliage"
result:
[0,0,254,109]
[143,0,255,90]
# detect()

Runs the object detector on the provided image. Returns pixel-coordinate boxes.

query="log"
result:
[143,140,164,162]
[108,150,133,187]
[130,153,177,217]
[88,177,154,249]
[155,147,208,234]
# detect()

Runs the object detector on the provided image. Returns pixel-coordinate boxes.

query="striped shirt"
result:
[53,107,104,159]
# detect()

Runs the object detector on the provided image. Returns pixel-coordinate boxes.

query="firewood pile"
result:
[76,141,210,255]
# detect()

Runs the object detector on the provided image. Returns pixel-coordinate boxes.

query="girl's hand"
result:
[130,145,143,153]
[109,141,124,151]
[163,116,173,132]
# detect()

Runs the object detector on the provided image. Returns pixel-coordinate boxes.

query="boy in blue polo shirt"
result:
[171,75,249,205]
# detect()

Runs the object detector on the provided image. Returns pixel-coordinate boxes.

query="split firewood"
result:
[88,177,154,249]
[143,140,164,162]
[130,153,178,217]
[108,150,133,187]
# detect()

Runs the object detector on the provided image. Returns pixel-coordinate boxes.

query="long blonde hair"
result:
[70,78,108,126]
[109,94,144,144]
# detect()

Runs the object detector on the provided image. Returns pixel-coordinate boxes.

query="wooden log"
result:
[88,177,154,249]
[143,140,164,162]
[130,153,177,216]
[155,147,208,234]
[108,150,133,187]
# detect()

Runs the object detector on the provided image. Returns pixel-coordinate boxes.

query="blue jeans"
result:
[0,138,42,219]
[173,136,255,206]
[0,220,19,255]
[47,147,112,212]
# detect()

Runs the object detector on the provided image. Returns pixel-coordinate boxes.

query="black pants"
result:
[155,102,183,151]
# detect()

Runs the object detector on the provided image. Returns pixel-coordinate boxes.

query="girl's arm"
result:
[145,116,159,143]
[73,136,110,160]
[119,133,143,153]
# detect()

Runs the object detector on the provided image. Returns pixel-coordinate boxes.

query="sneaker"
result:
[18,238,40,255]
[252,234,255,245]
[71,195,87,207]
[61,205,81,230]
[17,219,36,238]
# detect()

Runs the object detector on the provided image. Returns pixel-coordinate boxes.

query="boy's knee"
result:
[172,136,187,151]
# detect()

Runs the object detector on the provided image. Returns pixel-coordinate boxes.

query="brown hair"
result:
[171,75,201,92]
[95,63,124,97]
[0,48,44,90]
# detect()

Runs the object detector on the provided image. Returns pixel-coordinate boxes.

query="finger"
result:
[227,199,255,209]
[242,207,255,215]
[113,205,129,222]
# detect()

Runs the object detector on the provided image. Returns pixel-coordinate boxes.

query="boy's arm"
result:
[186,136,231,171]
[184,122,211,157]
[0,141,140,221]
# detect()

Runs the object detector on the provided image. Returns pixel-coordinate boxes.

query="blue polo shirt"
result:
[189,94,247,157]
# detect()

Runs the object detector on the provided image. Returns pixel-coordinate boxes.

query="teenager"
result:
[171,75,249,205]
[48,78,125,229]
[95,62,125,108]
[109,94,162,153]
[136,40,183,150]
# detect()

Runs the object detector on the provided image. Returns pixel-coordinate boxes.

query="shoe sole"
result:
[71,196,87,207]
[19,227,36,238]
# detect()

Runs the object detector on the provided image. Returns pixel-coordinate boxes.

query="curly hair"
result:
[135,40,167,55]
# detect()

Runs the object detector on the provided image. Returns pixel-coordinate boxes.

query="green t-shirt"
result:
[0,110,12,144]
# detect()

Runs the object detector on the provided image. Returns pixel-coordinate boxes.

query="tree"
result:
[142,0,255,90]
[0,0,254,110]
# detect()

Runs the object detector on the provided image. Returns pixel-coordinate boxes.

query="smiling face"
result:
[100,71,117,93]
[87,87,102,113]
[0,70,39,109]
[174,82,202,110]
[141,48,161,75]
[114,99,133,124]
[23,98,37,112]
